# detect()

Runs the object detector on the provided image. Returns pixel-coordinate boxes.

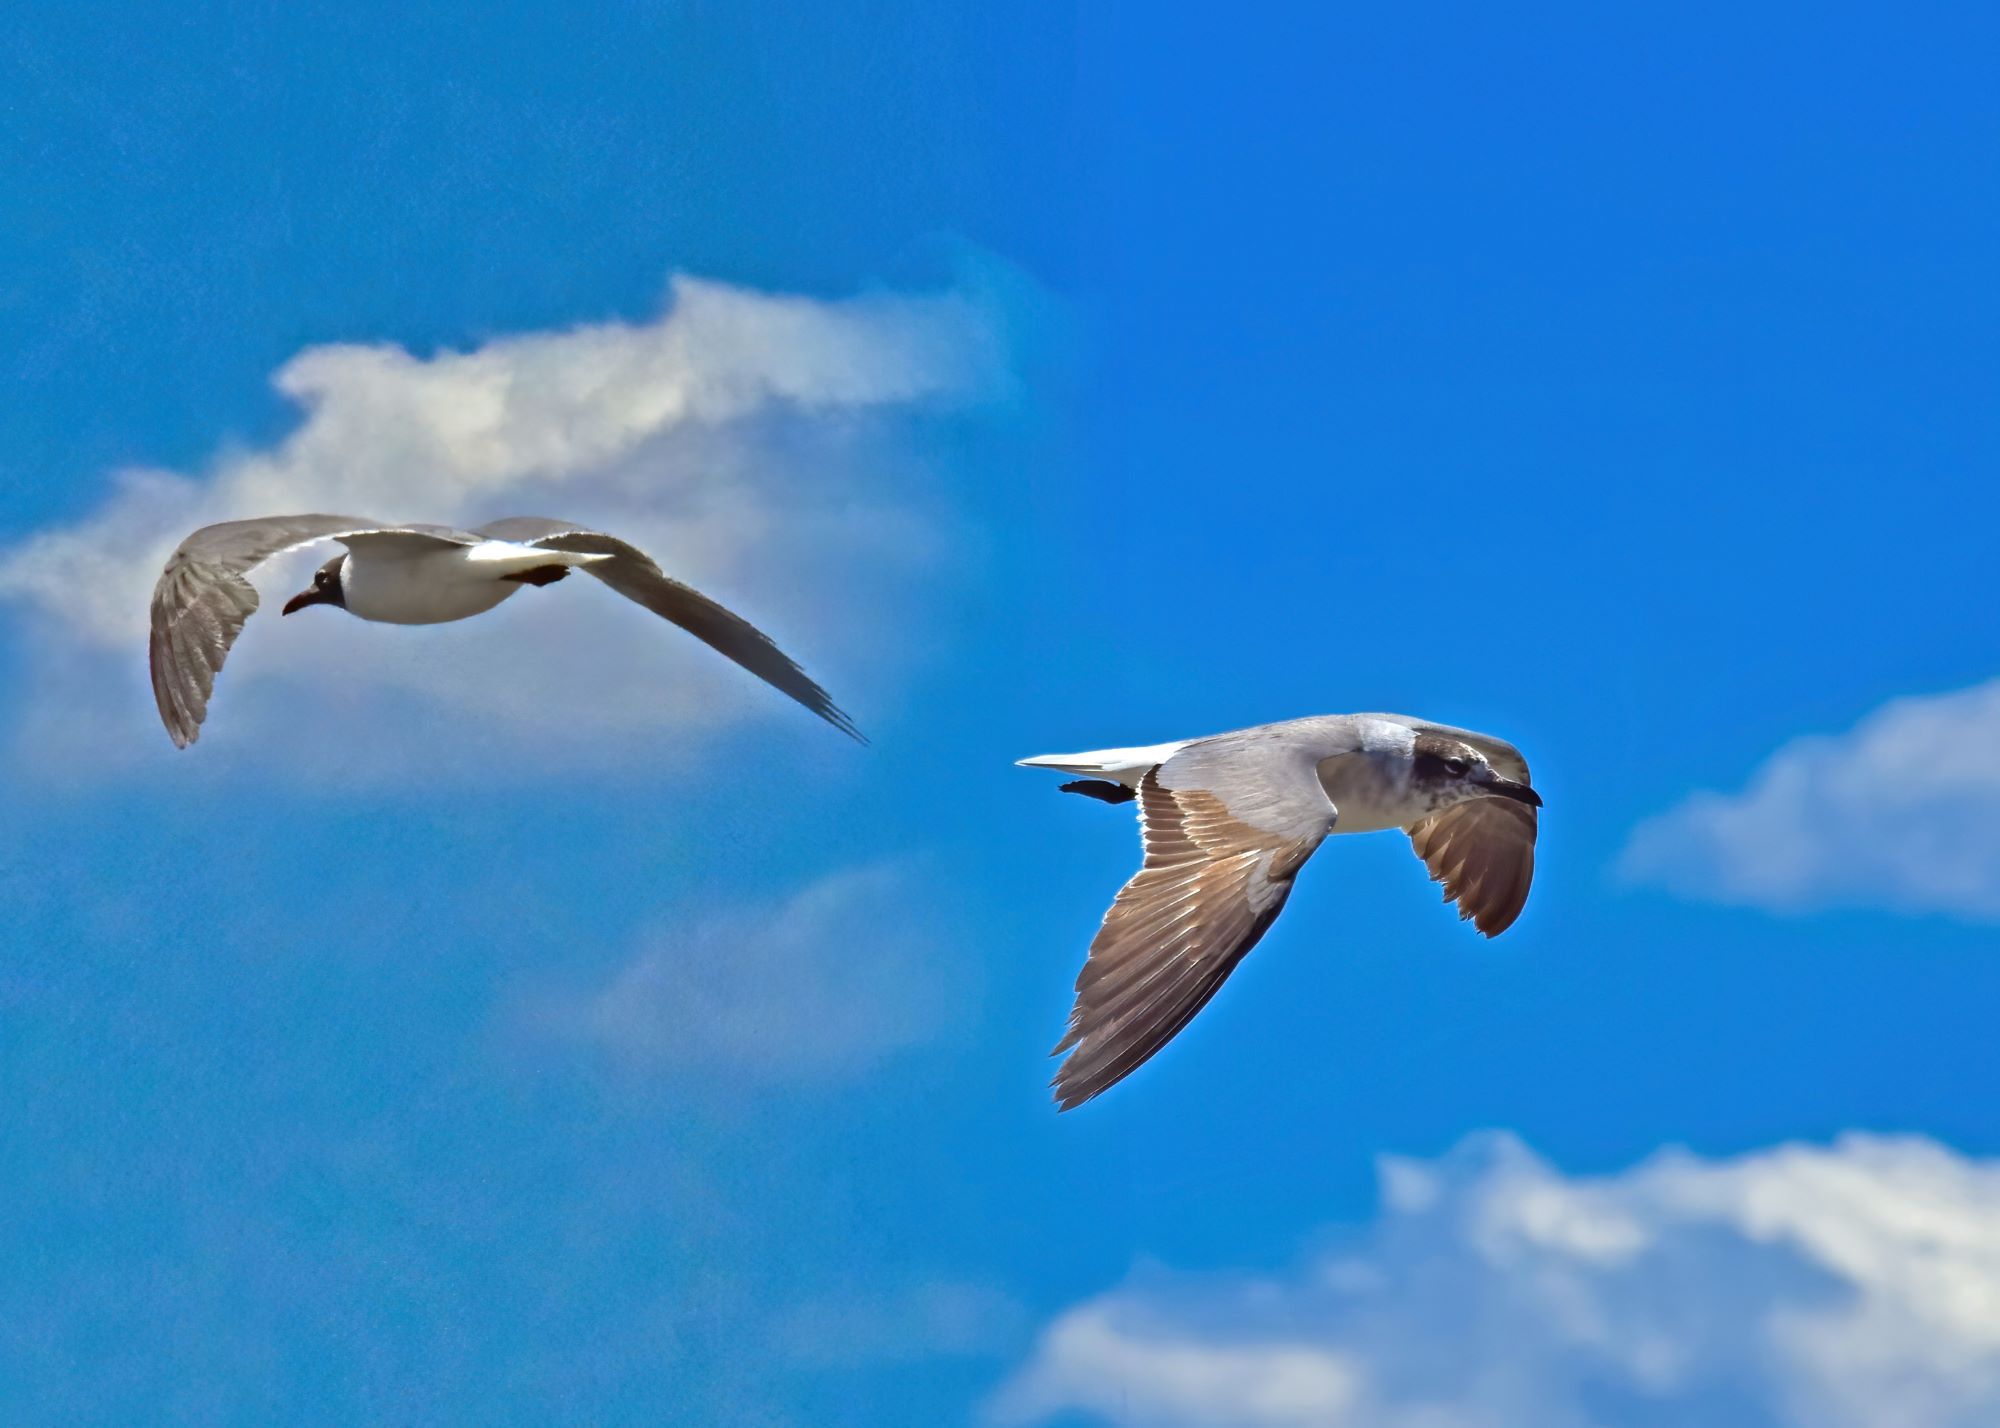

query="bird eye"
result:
[1445,757,1471,776]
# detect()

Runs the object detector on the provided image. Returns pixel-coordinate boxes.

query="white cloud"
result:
[1618,679,2000,918]
[994,1132,2000,1428]
[0,266,1018,776]
[1003,1311,1363,1428]
[535,862,966,1085]
[770,1279,1029,1368]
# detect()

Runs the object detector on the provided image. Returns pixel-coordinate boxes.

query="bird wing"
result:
[474,517,862,741]
[148,513,401,747]
[1396,719,1538,936]
[1052,731,1339,1109]
[336,524,486,552]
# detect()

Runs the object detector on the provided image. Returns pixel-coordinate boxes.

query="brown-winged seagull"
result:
[148,514,861,747]
[1020,714,1541,1109]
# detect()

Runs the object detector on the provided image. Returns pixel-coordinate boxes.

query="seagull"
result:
[148,514,861,747]
[1019,714,1541,1109]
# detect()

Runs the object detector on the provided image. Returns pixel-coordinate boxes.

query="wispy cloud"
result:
[1619,679,2000,919]
[995,1132,2000,1428]
[0,264,1021,776]
[770,1279,1029,1369]
[532,862,966,1086]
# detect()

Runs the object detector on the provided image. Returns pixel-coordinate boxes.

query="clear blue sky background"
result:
[4,3,1998,1425]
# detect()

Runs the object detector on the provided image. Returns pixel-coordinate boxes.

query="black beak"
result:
[1488,778,1543,809]
[281,587,326,616]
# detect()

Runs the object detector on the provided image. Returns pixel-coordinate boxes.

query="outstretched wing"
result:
[475,517,861,741]
[149,514,384,747]
[1399,719,1538,936]
[1052,733,1338,1110]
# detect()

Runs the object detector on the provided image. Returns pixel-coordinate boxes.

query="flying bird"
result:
[1020,714,1541,1109]
[147,514,861,747]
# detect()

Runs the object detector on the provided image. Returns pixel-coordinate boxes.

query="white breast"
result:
[339,544,526,625]
[1317,749,1426,834]
[1318,718,1433,834]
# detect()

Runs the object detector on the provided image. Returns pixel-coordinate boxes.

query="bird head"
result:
[281,554,348,615]
[1410,732,1541,809]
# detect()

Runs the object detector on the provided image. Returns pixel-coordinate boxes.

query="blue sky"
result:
[5,4,2000,1425]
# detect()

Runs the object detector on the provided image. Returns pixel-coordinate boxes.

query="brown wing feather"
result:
[1406,796,1538,936]
[1052,768,1327,1110]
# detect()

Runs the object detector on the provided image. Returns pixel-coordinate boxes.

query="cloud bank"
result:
[1619,679,2000,919]
[997,1132,2000,1428]
[0,268,1016,775]
[536,861,965,1086]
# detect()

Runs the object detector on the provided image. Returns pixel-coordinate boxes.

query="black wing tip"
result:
[1047,1025,1106,1111]
[1048,1033,1140,1112]
[1051,1055,1142,1112]
[817,704,868,744]
[777,668,863,743]
[1051,1070,1108,1113]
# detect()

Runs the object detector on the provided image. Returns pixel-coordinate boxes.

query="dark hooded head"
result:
[1410,732,1542,810]
[281,554,348,615]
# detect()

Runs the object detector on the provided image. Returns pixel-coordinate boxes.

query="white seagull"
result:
[1020,714,1541,1109]
[148,514,861,747]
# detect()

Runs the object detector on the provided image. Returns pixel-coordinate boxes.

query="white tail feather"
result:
[1016,740,1190,786]
[465,540,610,568]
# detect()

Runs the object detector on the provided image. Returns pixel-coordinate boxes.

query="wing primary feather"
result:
[147,514,380,746]
[1050,754,1335,1109]
[475,519,864,741]
[1406,796,1538,937]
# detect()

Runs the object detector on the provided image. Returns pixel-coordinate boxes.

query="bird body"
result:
[330,534,606,625]
[1022,715,1454,833]
[147,514,861,747]
[1020,713,1541,1109]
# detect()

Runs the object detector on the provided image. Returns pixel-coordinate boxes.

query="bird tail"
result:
[1016,740,1189,786]
[468,541,612,571]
